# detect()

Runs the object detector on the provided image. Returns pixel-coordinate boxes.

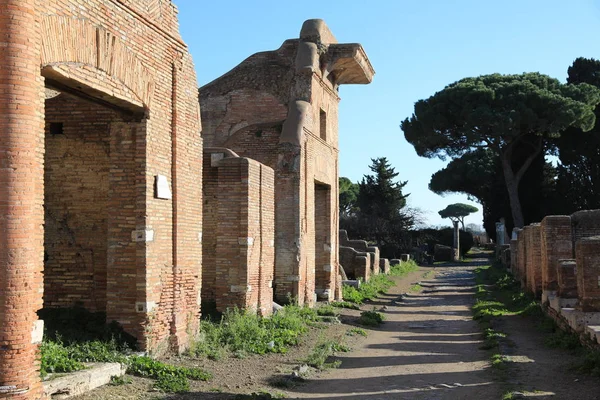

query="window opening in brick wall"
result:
[320,109,327,141]
[49,122,64,135]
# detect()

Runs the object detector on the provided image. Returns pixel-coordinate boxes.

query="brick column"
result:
[540,216,572,293]
[526,224,542,297]
[0,1,44,398]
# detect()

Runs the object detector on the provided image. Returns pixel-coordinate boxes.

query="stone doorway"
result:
[314,182,332,300]
[42,84,146,339]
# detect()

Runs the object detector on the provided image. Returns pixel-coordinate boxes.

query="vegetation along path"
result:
[72,254,600,399]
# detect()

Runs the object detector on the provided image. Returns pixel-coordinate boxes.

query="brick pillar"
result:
[575,237,600,311]
[274,143,303,304]
[517,228,527,288]
[526,224,542,297]
[540,216,572,293]
[0,1,44,398]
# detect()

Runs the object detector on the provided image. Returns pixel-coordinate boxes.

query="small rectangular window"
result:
[320,109,326,141]
[49,122,64,135]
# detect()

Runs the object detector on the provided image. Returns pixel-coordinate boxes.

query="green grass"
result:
[480,328,506,350]
[191,305,319,359]
[346,328,367,337]
[342,274,396,304]
[389,260,419,277]
[330,301,360,310]
[357,310,385,327]
[409,284,422,292]
[40,338,211,393]
[316,304,339,317]
[473,263,538,322]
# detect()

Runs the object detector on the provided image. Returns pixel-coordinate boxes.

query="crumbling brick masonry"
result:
[199,20,374,305]
[0,1,201,397]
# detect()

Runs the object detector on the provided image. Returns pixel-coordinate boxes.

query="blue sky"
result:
[175,0,600,227]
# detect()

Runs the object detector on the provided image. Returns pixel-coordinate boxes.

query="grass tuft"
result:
[358,310,385,327]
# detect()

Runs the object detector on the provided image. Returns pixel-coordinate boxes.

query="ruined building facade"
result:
[200,20,374,306]
[0,1,201,398]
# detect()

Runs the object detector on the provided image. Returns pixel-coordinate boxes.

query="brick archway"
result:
[40,16,155,110]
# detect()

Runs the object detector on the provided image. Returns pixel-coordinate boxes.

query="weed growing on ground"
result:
[389,260,419,277]
[109,375,132,386]
[480,328,506,350]
[409,284,422,293]
[576,351,600,376]
[40,339,86,377]
[358,310,385,327]
[304,338,349,370]
[128,356,211,393]
[40,339,211,393]
[316,304,338,317]
[346,328,367,337]
[491,354,509,369]
[342,285,364,304]
[342,274,396,304]
[191,305,318,359]
[330,301,360,310]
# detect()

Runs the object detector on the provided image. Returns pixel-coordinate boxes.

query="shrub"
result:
[304,339,349,370]
[191,305,318,358]
[316,304,338,317]
[330,301,360,310]
[358,310,385,326]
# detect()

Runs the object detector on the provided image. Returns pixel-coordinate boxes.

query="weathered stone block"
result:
[557,259,578,299]
[380,258,390,274]
[576,237,600,311]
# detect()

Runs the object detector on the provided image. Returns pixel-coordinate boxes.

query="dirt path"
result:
[286,262,503,400]
[493,309,600,399]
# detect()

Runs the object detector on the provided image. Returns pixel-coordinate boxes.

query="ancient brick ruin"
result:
[202,148,275,315]
[200,20,374,306]
[0,2,375,396]
[508,210,600,343]
[0,1,202,397]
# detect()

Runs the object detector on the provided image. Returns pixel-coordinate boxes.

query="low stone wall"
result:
[339,246,370,281]
[339,230,380,278]
[507,210,600,343]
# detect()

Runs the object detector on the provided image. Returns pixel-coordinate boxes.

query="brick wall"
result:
[215,157,274,314]
[200,19,373,306]
[44,93,116,312]
[0,0,201,394]
[558,259,578,299]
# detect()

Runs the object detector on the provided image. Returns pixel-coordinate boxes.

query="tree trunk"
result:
[501,155,525,228]
[452,220,460,262]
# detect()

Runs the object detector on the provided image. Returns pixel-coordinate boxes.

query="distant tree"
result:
[428,147,557,239]
[339,177,359,218]
[349,157,414,258]
[402,72,600,228]
[438,203,478,231]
